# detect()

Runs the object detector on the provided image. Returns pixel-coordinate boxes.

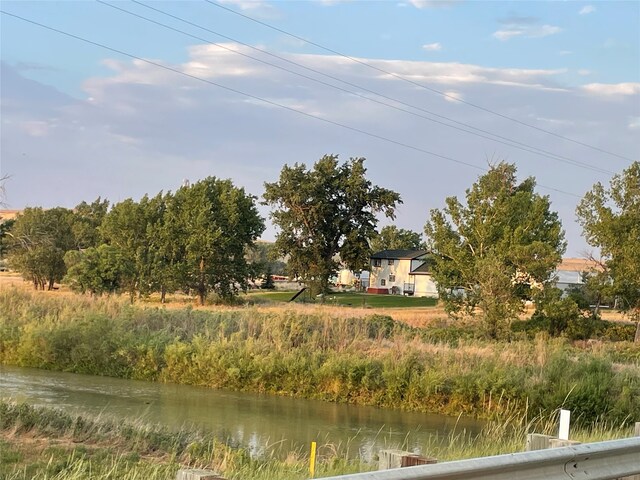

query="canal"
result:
[0,365,483,460]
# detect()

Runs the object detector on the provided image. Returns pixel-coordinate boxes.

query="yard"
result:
[245,289,438,308]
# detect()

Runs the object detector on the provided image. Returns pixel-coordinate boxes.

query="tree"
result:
[166,177,264,304]
[71,197,109,249]
[263,155,401,295]
[8,207,76,290]
[370,225,424,252]
[576,161,640,341]
[424,162,566,338]
[64,245,135,296]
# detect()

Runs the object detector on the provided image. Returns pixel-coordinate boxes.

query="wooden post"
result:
[378,449,436,470]
[549,439,581,448]
[525,434,556,451]
[175,469,224,480]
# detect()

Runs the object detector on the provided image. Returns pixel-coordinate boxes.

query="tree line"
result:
[6,177,264,304]
[3,157,639,339]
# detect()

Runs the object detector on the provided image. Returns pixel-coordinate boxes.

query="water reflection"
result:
[0,365,483,460]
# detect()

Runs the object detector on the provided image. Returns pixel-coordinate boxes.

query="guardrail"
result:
[315,437,640,480]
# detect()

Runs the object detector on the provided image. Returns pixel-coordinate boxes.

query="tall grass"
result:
[1,288,639,424]
[1,402,635,480]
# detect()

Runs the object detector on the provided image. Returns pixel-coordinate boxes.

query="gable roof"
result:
[371,249,428,260]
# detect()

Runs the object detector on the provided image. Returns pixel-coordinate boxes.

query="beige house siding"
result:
[412,275,438,297]
[370,258,413,291]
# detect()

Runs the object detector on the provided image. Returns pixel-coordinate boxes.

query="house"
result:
[368,249,437,297]
[555,257,602,294]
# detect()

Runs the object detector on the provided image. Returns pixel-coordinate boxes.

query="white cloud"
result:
[407,0,457,8]
[629,117,640,129]
[579,5,596,15]
[20,120,51,137]
[422,42,442,52]
[493,24,562,41]
[577,69,592,76]
[582,82,640,96]
[558,50,573,56]
[443,90,463,102]
[2,50,638,256]
[218,0,269,10]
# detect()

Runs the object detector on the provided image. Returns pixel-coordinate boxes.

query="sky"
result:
[1,0,639,256]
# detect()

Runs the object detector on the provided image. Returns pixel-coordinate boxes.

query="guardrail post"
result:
[525,434,556,451]
[175,469,225,480]
[548,439,581,448]
[378,449,437,470]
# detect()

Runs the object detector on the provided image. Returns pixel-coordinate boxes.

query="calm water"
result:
[0,365,483,460]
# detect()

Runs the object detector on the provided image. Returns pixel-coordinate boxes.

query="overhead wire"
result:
[206,0,635,164]
[111,0,614,176]
[0,9,582,198]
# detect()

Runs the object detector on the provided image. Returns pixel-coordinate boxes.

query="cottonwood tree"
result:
[424,162,566,338]
[8,207,76,290]
[71,197,109,250]
[577,161,640,342]
[166,177,264,304]
[263,155,401,295]
[370,225,424,252]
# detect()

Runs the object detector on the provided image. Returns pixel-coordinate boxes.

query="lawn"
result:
[245,289,438,308]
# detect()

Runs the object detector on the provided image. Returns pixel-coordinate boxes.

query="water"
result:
[0,365,483,460]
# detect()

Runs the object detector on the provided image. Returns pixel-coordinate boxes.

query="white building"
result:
[368,250,437,297]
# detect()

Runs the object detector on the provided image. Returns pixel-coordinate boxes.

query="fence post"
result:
[175,469,224,480]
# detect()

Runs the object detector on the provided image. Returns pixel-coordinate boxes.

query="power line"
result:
[207,0,635,164]
[108,0,615,176]
[0,10,582,199]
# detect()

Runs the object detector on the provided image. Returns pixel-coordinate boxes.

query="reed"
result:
[1,288,638,425]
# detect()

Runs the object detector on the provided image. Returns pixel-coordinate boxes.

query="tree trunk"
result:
[635,321,640,343]
[199,258,206,306]
[47,278,54,291]
[161,285,166,304]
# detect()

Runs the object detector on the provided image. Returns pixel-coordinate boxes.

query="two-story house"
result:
[367,249,437,297]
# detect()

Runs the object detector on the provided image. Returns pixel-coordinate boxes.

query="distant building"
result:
[555,257,602,293]
[368,249,437,297]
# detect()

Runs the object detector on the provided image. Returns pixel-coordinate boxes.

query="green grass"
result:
[246,290,438,308]
[1,401,636,480]
[1,288,638,425]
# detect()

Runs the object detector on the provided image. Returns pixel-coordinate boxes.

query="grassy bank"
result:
[1,402,635,480]
[0,288,639,425]
[245,290,439,308]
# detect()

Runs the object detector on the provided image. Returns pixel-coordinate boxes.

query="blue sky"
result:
[1,0,639,255]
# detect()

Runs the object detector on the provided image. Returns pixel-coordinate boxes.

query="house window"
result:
[389,275,396,283]
[388,259,394,265]
[373,259,382,267]
[380,279,386,286]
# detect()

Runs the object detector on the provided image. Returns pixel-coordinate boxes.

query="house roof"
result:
[409,261,432,275]
[371,249,428,260]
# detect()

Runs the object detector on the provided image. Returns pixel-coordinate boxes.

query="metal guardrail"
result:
[316,437,640,480]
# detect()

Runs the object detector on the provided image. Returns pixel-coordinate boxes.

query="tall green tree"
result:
[577,161,640,341]
[424,162,566,338]
[8,207,76,290]
[263,155,401,295]
[167,177,264,304]
[64,244,135,296]
[370,225,424,252]
[71,197,109,249]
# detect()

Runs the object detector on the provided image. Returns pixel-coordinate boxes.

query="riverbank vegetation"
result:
[1,401,635,480]
[1,289,638,426]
